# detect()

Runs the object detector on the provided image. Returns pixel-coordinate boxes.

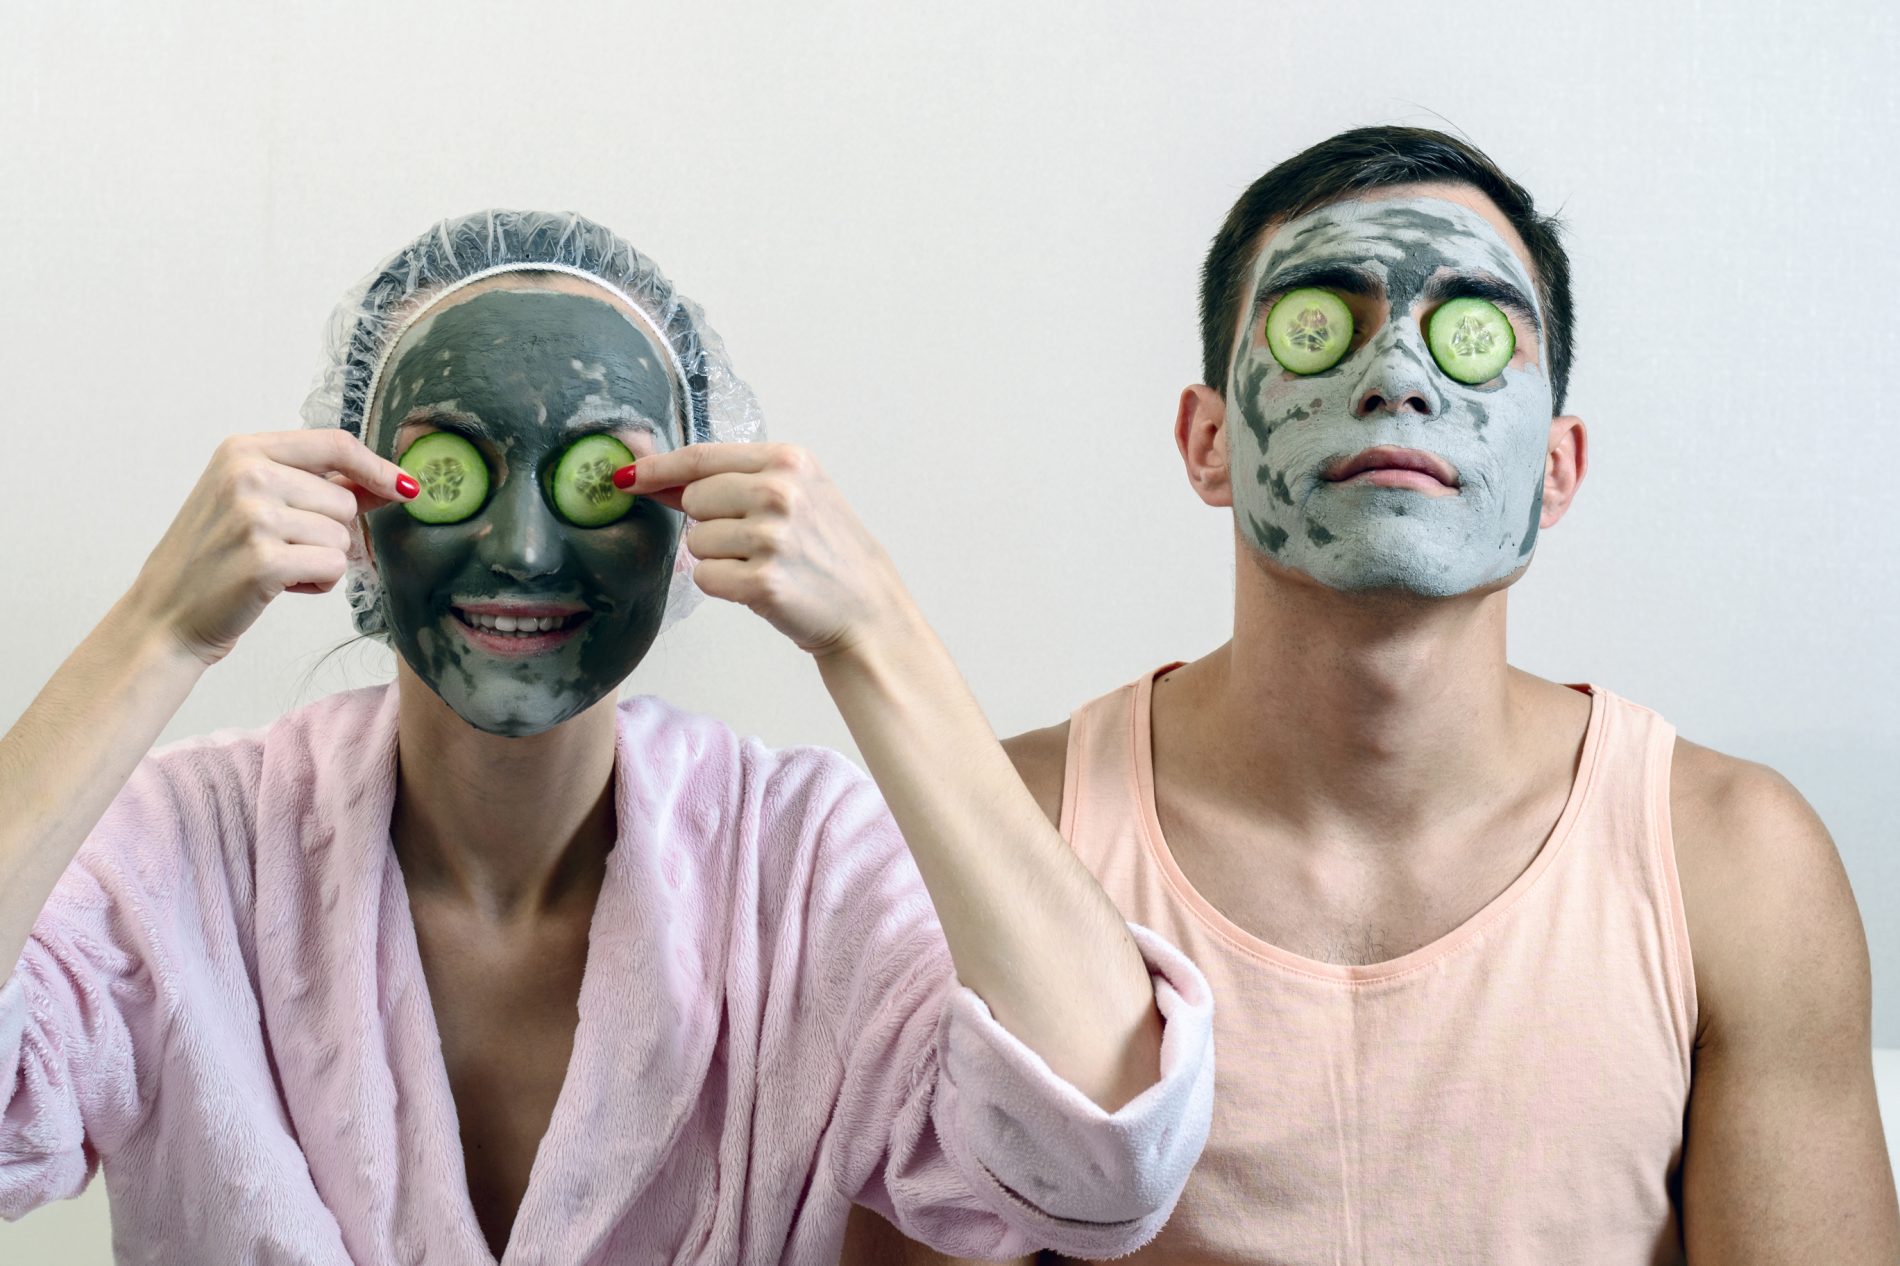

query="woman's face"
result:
[363,276,683,737]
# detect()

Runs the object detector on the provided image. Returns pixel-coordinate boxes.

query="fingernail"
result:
[611,463,638,491]
[396,474,420,499]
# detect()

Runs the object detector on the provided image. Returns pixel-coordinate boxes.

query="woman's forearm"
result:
[622,441,1164,1109]
[816,609,1163,1112]
[0,595,205,978]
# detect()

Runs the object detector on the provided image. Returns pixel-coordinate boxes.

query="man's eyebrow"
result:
[1252,263,1383,312]
[1421,271,1543,337]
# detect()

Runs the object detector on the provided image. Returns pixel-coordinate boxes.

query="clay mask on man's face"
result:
[1226,194,1553,596]
[365,286,682,737]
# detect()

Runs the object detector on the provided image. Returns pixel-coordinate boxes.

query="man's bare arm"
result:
[1674,739,1900,1262]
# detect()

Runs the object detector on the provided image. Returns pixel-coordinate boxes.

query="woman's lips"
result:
[449,605,590,657]
[1323,445,1461,495]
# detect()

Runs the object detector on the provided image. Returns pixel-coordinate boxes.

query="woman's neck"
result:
[389,659,618,920]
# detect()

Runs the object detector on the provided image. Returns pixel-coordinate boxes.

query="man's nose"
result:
[1351,325,1445,420]
[479,471,565,582]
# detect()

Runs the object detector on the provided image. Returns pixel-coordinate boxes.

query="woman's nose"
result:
[479,472,565,582]
[1351,325,1445,420]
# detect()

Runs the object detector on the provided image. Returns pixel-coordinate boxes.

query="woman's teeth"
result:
[456,610,581,635]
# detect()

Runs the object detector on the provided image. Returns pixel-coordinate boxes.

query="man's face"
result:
[1225,186,1554,597]
[364,280,682,737]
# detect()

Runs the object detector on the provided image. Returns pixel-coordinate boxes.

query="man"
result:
[844,127,1899,1263]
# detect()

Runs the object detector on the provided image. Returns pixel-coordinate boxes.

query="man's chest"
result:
[1158,804,1558,967]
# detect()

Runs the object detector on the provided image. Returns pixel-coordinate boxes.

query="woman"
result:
[0,211,1211,1264]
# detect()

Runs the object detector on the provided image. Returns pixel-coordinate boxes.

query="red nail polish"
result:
[611,464,638,490]
[396,473,420,499]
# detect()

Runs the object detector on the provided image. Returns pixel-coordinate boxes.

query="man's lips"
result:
[1322,446,1461,493]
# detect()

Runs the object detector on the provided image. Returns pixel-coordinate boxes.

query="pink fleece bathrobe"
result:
[0,684,1213,1264]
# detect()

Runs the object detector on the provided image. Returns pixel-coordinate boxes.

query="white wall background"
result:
[3,0,1896,1258]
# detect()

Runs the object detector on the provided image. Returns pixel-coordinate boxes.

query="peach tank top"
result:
[1059,671,1697,1265]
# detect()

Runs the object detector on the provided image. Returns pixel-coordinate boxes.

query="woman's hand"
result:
[125,429,417,666]
[621,444,913,657]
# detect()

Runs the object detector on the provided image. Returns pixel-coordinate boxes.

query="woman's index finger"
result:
[260,429,415,500]
[627,443,773,493]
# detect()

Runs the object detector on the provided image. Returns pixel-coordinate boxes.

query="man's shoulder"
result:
[1667,734,1866,1046]
[998,665,1182,829]
[1670,734,1796,838]
[1667,734,1832,895]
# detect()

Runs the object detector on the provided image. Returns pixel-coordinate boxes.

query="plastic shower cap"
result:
[300,208,765,638]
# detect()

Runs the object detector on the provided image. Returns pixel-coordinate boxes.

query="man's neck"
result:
[1168,547,1530,844]
[390,660,617,921]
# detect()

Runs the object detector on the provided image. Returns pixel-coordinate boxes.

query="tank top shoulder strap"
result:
[1059,666,1177,871]
[1573,685,1700,1059]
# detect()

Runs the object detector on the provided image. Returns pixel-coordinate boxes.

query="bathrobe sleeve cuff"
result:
[0,963,93,1217]
[931,923,1215,1258]
[0,976,26,1084]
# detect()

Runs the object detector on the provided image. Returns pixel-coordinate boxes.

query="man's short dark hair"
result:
[1199,126,1575,413]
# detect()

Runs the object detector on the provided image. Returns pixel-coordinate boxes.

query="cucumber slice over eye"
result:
[553,434,637,527]
[1427,297,1516,384]
[1265,288,1354,375]
[398,432,489,524]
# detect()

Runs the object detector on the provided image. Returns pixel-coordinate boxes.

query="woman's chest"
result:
[412,901,594,1254]
[249,822,833,1263]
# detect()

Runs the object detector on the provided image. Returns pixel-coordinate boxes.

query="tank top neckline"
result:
[1120,667,1609,985]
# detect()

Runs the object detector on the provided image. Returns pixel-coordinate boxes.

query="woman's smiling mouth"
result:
[449,602,591,655]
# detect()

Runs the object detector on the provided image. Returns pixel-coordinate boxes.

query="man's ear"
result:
[1540,413,1588,528]
[1177,384,1232,508]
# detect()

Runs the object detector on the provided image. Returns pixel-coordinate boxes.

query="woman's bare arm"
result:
[0,430,411,978]
[0,599,209,979]
[630,443,1161,1112]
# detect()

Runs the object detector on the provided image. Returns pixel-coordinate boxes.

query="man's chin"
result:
[1245,520,1533,600]
[1303,543,1534,600]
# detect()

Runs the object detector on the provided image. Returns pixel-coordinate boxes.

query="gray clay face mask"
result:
[1226,195,1554,597]
[364,286,682,737]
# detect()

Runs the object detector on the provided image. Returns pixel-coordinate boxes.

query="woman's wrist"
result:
[811,587,936,684]
[101,587,217,684]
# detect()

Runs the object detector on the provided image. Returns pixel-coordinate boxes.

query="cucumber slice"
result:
[1265,288,1354,375]
[398,432,489,524]
[1427,297,1515,384]
[553,434,637,527]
